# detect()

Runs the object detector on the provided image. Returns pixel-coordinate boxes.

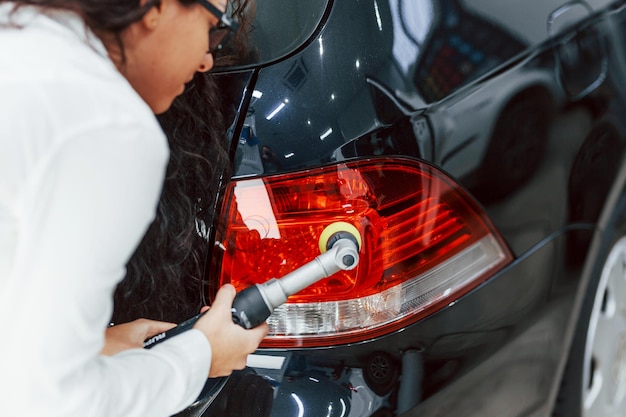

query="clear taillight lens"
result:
[210,157,513,347]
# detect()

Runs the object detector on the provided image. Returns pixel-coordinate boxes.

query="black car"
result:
[174,0,626,416]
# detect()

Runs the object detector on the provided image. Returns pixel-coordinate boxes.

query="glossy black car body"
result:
[180,1,626,416]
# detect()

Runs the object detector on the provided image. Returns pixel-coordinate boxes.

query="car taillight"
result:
[210,157,513,347]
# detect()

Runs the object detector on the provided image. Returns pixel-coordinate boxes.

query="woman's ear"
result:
[140,0,165,31]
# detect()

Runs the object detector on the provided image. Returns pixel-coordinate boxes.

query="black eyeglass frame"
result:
[197,0,241,55]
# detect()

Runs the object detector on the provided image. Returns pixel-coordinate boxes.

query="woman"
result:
[0,0,267,416]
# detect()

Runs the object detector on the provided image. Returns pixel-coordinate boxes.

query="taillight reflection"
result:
[211,158,513,347]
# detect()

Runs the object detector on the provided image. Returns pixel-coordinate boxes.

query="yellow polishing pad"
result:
[318,222,362,253]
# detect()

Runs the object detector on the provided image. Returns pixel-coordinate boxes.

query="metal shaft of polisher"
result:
[231,237,359,329]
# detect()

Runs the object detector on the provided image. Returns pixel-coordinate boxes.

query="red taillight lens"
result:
[211,157,513,347]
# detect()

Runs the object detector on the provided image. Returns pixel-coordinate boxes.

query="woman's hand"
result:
[101,318,176,356]
[193,284,269,377]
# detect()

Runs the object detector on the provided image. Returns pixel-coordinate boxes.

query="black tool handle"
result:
[231,285,272,329]
[143,312,206,349]
[143,286,271,348]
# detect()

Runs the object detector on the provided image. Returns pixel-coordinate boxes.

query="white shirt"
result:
[0,5,212,416]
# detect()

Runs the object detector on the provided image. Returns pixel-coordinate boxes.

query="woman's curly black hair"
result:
[111,71,230,324]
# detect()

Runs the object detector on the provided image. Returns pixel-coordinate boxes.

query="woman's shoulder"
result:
[0,7,166,162]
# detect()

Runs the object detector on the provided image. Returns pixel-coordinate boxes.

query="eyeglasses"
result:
[197,0,240,55]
